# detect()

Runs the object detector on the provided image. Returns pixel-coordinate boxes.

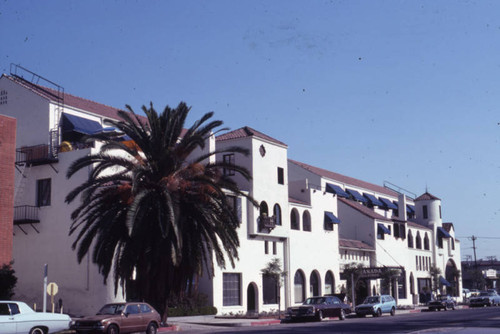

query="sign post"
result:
[43,264,48,313]
[47,282,59,313]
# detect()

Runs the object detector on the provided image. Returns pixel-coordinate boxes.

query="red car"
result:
[71,302,161,334]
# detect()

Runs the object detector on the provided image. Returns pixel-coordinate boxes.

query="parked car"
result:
[469,291,500,307]
[70,302,161,334]
[355,295,396,317]
[469,289,480,297]
[428,295,456,311]
[286,296,351,321]
[0,300,71,334]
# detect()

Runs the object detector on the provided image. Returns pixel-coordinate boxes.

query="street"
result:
[177,307,500,333]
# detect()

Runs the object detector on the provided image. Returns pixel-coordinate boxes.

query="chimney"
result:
[398,194,407,221]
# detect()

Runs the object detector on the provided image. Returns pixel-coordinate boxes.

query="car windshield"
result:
[97,304,126,315]
[363,296,380,304]
[436,296,448,301]
[303,297,325,305]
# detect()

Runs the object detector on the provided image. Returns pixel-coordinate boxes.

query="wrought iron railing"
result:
[258,215,276,232]
[13,205,40,224]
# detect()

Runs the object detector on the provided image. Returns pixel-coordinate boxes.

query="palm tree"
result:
[65,102,256,322]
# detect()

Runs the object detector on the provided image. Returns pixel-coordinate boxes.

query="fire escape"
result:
[10,64,64,234]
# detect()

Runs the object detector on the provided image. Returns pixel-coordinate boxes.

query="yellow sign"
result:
[47,282,58,296]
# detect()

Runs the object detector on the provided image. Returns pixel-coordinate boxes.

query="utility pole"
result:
[471,235,478,269]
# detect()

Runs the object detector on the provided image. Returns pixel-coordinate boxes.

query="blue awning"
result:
[406,205,415,214]
[325,183,350,198]
[438,227,452,238]
[379,197,398,210]
[440,276,451,287]
[346,189,368,203]
[324,211,341,224]
[62,113,103,135]
[377,223,391,235]
[364,193,384,207]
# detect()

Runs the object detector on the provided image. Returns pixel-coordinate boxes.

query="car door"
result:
[381,296,390,313]
[0,303,16,334]
[122,304,142,333]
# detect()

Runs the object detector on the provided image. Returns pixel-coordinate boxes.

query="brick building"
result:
[0,114,16,265]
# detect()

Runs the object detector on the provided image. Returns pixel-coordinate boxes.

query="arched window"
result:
[291,209,300,230]
[325,271,335,295]
[424,233,430,250]
[302,210,311,232]
[416,232,422,249]
[260,201,269,216]
[310,271,320,297]
[407,230,414,248]
[273,204,282,226]
[294,270,305,303]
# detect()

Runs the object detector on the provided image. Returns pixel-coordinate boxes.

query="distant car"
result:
[469,291,500,307]
[70,302,161,334]
[355,295,396,317]
[286,296,351,321]
[469,289,480,297]
[0,300,71,334]
[462,289,470,299]
[428,295,456,311]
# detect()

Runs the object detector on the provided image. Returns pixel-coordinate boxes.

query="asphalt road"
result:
[179,307,500,334]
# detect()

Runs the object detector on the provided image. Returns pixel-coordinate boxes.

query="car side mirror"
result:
[122,312,129,317]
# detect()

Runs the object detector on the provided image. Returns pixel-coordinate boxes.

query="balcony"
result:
[258,215,276,233]
[16,144,58,166]
[13,205,40,225]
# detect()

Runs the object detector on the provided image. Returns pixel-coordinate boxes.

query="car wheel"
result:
[317,310,324,321]
[390,307,395,316]
[375,308,382,317]
[443,305,447,311]
[29,327,45,334]
[146,322,158,334]
[339,309,346,321]
[107,324,119,334]
[451,304,455,310]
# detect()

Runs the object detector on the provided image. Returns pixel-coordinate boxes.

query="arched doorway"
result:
[325,271,335,295]
[294,270,305,303]
[445,259,459,296]
[247,283,258,314]
[310,271,321,297]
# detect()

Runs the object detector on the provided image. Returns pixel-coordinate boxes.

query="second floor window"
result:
[37,178,51,207]
[223,154,235,176]
[277,167,284,185]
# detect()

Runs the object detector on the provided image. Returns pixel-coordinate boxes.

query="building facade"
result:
[1,67,462,316]
[0,114,16,265]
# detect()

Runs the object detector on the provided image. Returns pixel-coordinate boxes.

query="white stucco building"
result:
[0,66,462,316]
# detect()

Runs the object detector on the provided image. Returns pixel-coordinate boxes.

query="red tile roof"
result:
[406,220,432,230]
[415,192,441,201]
[5,75,147,123]
[442,222,454,232]
[216,126,287,147]
[338,197,392,221]
[339,238,374,251]
[289,196,309,206]
[289,159,399,198]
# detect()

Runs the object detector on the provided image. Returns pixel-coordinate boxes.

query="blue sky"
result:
[2,0,500,260]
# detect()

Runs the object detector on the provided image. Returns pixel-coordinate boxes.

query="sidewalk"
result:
[159,305,466,332]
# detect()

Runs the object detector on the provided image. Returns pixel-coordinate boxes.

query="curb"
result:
[250,319,282,326]
[158,325,180,332]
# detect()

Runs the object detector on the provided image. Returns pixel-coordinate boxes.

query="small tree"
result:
[0,262,17,300]
[261,258,287,318]
[342,263,364,306]
[429,265,442,295]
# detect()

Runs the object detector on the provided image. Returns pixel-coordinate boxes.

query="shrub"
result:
[0,262,17,300]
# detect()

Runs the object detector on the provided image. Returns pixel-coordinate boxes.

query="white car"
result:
[0,301,71,334]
